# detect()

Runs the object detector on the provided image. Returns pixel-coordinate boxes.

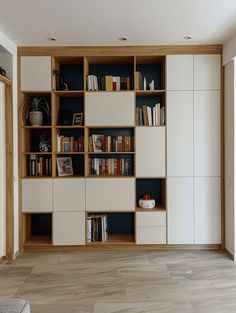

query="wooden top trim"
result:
[18,45,222,57]
[0,74,11,86]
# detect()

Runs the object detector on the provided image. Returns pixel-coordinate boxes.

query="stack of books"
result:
[87,75,132,91]
[27,155,52,176]
[136,104,165,126]
[88,135,133,152]
[87,214,108,242]
[89,157,132,176]
[57,135,84,152]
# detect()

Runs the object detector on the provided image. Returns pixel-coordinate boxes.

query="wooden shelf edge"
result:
[136,207,166,212]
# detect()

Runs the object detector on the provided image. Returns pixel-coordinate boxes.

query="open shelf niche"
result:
[52,57,84,91]
[85,56,134,91]
[23,213,52,246]
[136,178,166,211]
[86,212,135,244]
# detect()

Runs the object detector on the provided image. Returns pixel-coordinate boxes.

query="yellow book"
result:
[105,76,113,91]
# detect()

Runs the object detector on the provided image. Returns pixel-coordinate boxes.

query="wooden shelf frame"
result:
[18,45,223,251]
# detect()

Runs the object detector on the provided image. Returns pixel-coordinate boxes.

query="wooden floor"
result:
[0,250,235,313]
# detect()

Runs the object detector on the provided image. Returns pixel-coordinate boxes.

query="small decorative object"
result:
[0,66,6,76]
[53,70,68,90]
[149,80,155,90]
[92,134,104,152]
[139,193,156,209]
[39,134,51,152]
[57,157,73,176]
[26,97,50,126]
[72,113,83,126]
[143,77,147,90]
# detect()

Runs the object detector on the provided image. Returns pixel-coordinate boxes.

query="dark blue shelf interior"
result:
[59,97,84,125]
[107,213,134,234]
[60,64,83,90]
[57,154,84,176]
[31,214,52,236]
[136,63,162,90]
[89,63,133,78]
[136,179,164,207]
[136,95,164,108]
[30,129,51,152]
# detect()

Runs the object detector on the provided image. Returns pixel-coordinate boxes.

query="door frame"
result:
[0,74,13,260]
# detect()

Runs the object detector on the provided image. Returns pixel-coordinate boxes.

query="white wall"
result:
[0,30,18,257]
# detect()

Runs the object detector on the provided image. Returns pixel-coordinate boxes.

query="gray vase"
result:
[29,111,43,126]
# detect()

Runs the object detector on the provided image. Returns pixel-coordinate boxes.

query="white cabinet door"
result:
[85,92,135,126]
[195,177,221,244]
[167,91,193,176]
[53,178,85,212]
[136,227,166,244]
[166,55,193,90]
[194,55,221,90]
[136,212,166,227]
[167,178,194,244]
[21,57,51,91]
[86,178,135,211]
[136,127,165,177]
[22,179,53,212]
[53,212,85,245]
[194,91,221,176]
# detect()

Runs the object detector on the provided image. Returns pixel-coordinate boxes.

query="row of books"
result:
[87,75,132,91]
[87,215,108,242]
[89,157,132,176]
[136,104,165,126]
[27,155,52,176]
[57,135,84,152]
[88,135,133,153]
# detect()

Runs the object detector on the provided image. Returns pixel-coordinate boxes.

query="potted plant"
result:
[26,97,50,126]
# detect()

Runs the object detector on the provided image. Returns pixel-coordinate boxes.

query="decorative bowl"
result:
[139,199,156,209]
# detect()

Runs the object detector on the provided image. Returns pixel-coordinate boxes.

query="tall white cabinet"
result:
[167,54,221,245]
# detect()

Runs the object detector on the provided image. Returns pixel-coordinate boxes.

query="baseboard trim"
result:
[23,244,220,253]
[225,248,235,261]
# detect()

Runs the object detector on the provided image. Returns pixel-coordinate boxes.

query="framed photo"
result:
[57,157,73,176]
[92,134,104,152]
[72,113,83,126]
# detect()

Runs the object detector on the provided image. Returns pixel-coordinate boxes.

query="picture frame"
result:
[57,157,73,176]
[72,112,83,126]
[92,134,104,152]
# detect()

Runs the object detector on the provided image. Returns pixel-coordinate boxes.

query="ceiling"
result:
[0,0,236,46]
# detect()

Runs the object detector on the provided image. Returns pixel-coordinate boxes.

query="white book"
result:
[147,106,152,126]
[161,106,165,125]
[117,77,120,91]
[94,76,98,91]
[87,217,92,242]
[155,103,161,125]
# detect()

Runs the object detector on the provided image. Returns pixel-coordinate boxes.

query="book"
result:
[90,157,132,176]
[105,76,113,91]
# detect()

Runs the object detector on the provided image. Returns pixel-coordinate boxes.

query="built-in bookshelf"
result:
[19,53,169,248]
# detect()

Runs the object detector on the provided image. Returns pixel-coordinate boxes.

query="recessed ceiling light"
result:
[119,36,128,41]
[184,36,192,40]
[48,36,57,41]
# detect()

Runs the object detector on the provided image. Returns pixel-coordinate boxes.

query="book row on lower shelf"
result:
[89,157,132,176]
[27,155,52,176]
[87,75,132,91]
[88,135,133,153]
[87,214,108,242]
[136,104,165,126]
[57,135,84,152]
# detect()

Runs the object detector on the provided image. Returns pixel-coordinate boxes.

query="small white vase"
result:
[29,111,43,126]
